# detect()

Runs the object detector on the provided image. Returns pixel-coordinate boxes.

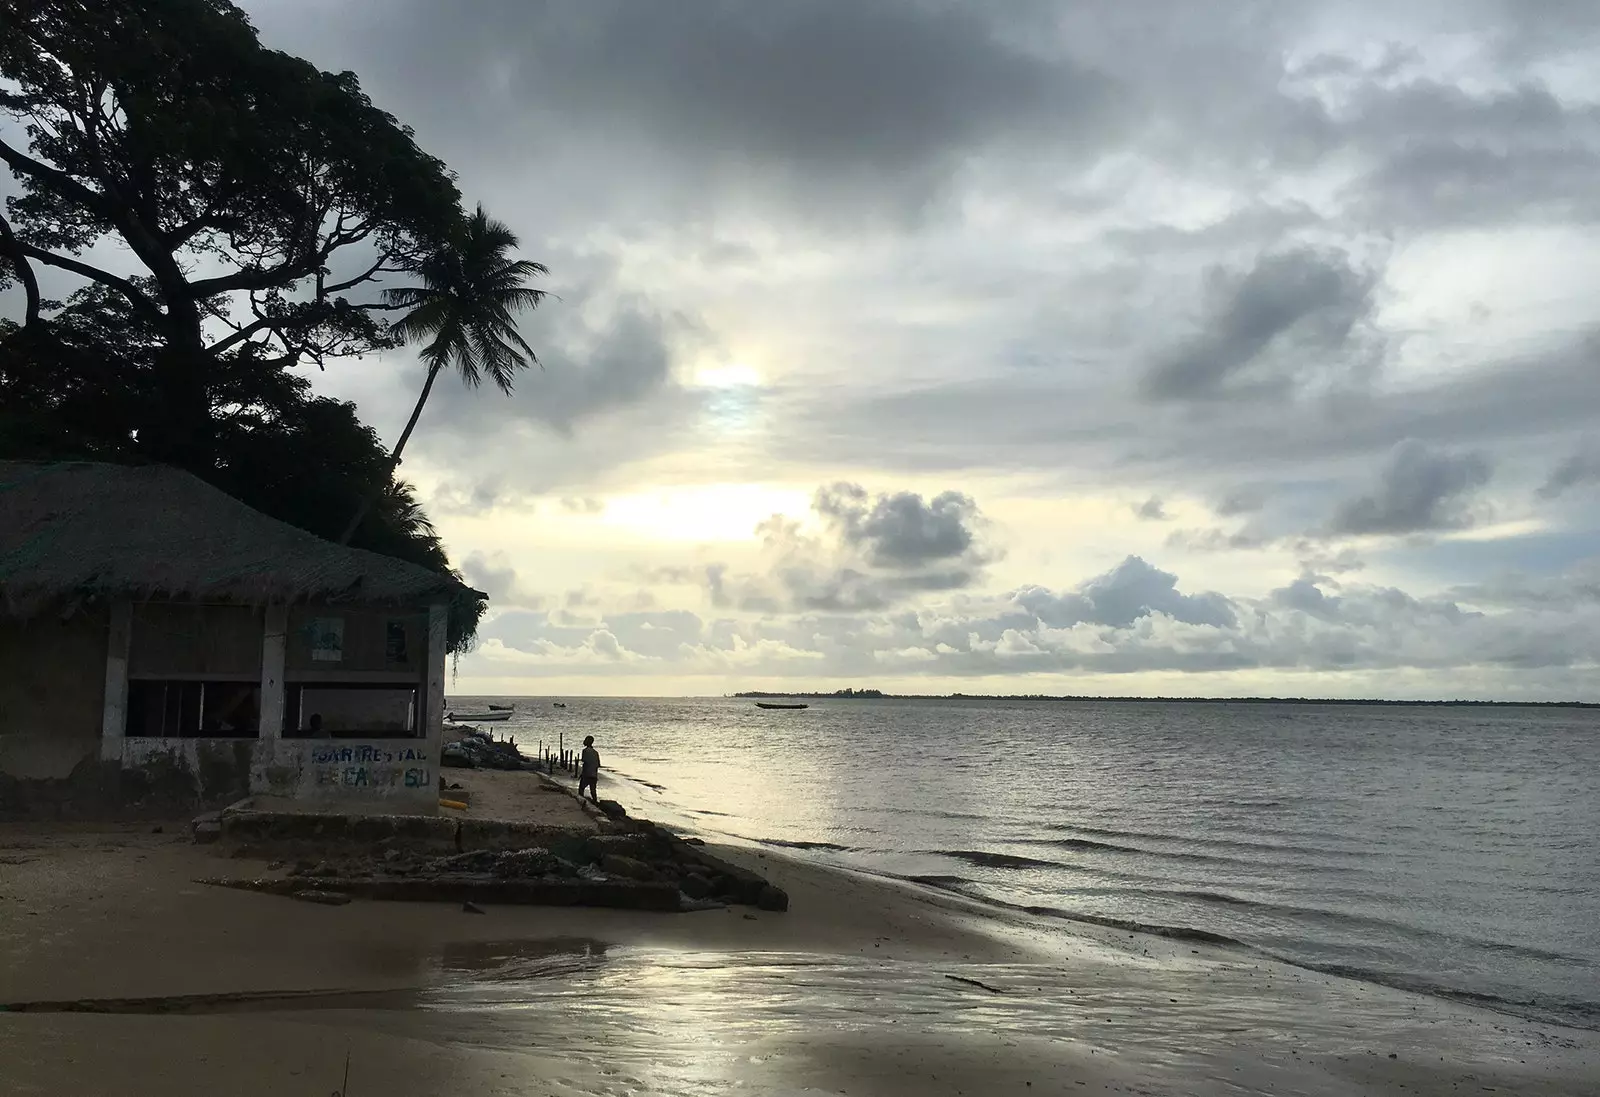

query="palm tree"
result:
[339,205,546,544]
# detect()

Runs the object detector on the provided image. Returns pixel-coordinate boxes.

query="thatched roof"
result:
[0,461,477,619]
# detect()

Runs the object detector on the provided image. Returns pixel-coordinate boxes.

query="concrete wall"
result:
[129,603,262,678]
[0,612,108,779]
[285,606,423,675]
[118,737,437,812]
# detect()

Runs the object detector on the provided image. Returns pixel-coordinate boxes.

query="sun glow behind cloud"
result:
[599,483,811,543]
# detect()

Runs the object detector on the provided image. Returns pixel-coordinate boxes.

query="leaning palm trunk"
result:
[337,204,545,546]
[338,362,443,545]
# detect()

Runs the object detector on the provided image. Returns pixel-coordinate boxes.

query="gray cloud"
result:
[248,0,1123,228]
[1016,556,1238,630]
[814,483,987,568]
[1215,487,1267,517]
[459,552,544,610]
[209,0,1600,698]
[467,555,1600,690]
[1143,246,1381,402]
[1538,440,1600,499]
[1135,496,1168,521]
[426,294,683,436]
[686,484,995,614]
[1327,440,1493,536]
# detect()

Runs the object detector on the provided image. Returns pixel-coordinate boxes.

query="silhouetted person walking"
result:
[578,735,600,803]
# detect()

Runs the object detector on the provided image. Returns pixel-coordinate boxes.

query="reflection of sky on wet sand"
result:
[405,942,1598,1097]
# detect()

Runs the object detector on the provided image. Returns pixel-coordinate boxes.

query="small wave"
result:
[1014,837,1255,868]
[1046,822,1363,859]
[872,806,993,823]
[1281,961,1600,1030]
[906,874,975,890]
[754,837,857,853]
[688,809,734,818]
[932,849,1064,870]
[1044,837,1142,854]
[1196,797,1290,810]
[1013,904,1247,948]
[1171,889,1256,906]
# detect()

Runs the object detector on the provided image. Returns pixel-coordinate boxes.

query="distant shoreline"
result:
[731,690,1599,708]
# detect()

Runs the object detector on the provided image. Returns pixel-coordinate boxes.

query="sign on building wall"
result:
[308,617,344,662]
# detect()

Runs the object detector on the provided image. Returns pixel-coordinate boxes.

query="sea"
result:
[448,695,1600,1031]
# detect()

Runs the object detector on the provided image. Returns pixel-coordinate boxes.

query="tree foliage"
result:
[0,0,501,649]
[341,206,546,543]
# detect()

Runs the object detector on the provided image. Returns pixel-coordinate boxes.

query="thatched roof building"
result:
[0,460,474,619]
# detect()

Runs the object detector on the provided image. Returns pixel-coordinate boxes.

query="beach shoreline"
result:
[2,775,1597,1095]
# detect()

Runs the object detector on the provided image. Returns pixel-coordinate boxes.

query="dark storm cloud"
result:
[1327,440,1492,537]
[1143,247,1381,401]
[248,0,1122,225]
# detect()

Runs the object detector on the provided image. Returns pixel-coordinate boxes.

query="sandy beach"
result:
[2,772,1596,1096]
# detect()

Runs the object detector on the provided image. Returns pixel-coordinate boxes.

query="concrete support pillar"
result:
[425,603,447,748]
[259,605,287,739]
[99,600,132,760]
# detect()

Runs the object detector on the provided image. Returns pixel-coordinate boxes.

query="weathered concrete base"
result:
[0,754,226,821]
[203,795,790,914]
[201,874,684,911]
[220,808,461,853]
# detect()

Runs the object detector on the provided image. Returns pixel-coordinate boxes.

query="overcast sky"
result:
[232,0,1600,698]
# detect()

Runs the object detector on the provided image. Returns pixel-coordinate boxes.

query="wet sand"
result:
[2,805,1597,1094]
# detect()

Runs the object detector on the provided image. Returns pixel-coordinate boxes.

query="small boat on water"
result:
[755,702,809,710]
[552,702,567,709]
[448,710,513,722]
[488,703,514,711]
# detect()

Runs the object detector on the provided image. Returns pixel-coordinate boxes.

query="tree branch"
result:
[14,241,162,319]
[322,253,392,296]
[0,212,43,327]
[0,135,109,216]
[208,315,276,356]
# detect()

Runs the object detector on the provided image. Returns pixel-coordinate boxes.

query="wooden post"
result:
[99,600,132,760]
[258,605,287,739]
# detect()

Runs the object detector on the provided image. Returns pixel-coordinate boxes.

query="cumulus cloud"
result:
[1327,440,1493,536]
[464,554,1600,687]
[692,483,996,614]
[814,482,987,567]
[1014,556,1238,630]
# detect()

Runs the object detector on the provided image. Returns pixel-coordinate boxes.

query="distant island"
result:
[731,689,1598,708]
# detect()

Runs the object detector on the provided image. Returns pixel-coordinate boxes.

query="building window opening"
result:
[126,681,260,738]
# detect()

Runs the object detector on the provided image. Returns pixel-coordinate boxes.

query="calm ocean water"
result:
[453,696,1600,1029]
